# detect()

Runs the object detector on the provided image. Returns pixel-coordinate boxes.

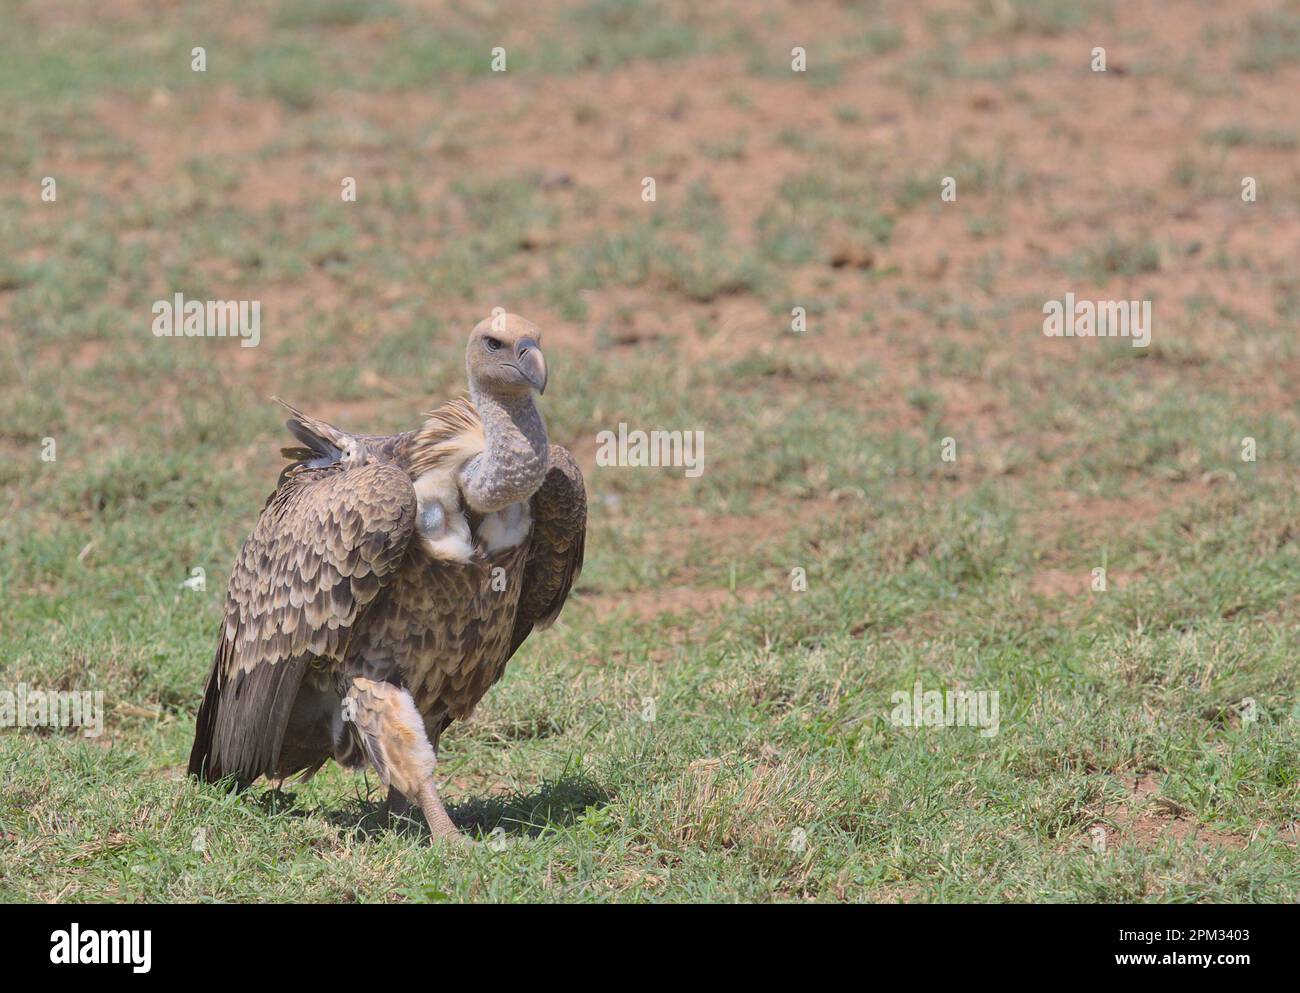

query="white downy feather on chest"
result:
[478,499,532,553]
[412,466,532,562]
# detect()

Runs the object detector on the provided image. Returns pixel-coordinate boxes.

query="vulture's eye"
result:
[484,337,502,352]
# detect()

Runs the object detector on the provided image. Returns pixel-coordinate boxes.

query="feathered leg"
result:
[341,678,463,841]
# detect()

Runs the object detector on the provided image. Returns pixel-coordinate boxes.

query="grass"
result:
[1237,7,1300,73]
[1,0,1298,903]
[1203,126,1299,150]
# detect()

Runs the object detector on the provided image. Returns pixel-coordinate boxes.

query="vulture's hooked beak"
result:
[516,340,547,395]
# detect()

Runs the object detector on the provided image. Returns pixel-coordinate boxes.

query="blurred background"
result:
[1,0,1298,902]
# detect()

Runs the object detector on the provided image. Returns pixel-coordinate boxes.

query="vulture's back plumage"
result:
[189,316,585,837]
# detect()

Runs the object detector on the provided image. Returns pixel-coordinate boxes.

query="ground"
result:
[1,0,1298,902]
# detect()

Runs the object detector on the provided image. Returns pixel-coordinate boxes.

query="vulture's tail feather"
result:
[272,397,355,487]
[188,640,229,785]
[272,396,349,464]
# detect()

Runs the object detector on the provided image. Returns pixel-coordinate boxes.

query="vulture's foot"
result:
[383,787,419,831]
[418,781,468,844]
[383,785,467,843]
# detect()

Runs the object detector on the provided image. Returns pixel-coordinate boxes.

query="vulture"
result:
[188,314,586,840]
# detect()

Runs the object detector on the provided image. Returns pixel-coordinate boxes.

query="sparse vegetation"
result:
[1,0,1297,904]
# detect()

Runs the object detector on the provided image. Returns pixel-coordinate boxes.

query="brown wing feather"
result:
[189,459,416,785]
[505,444,587,662]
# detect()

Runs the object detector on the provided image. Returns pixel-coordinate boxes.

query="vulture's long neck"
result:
[461,388,549,513]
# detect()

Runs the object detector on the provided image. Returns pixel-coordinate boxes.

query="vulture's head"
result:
[466,313,547,398]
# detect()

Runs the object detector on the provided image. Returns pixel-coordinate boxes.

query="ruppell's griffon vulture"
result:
[189,314,586,839]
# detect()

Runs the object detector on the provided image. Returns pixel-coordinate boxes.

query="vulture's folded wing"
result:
[189,459,416,784]
[505,444,587,662]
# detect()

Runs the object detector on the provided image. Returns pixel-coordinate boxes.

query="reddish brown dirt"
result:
[13,0,1299,621]
[1099,773,1251,850]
